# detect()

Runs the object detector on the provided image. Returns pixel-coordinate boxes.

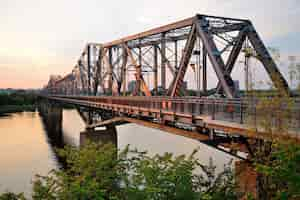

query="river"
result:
[0,109,235,196]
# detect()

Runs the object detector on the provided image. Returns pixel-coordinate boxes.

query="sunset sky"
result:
[0,0,299,89]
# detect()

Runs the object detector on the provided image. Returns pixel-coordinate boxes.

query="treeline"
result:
[0,92,37,106]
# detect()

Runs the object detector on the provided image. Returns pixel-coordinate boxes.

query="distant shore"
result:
[0,105,36,116]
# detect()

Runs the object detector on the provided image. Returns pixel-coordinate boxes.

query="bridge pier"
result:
[38,99,63,146]
[235,161,258,199]
[209,128,215,140]
[80,125,118,148]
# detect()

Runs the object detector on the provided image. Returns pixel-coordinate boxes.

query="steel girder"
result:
[45,14,290,98]
[169,24,197,97]
[245,23,290,96]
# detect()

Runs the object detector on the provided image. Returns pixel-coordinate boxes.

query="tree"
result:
[244,50,300,199]
[1,142,237,200]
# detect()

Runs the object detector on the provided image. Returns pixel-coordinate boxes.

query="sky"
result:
[0,0,299,89]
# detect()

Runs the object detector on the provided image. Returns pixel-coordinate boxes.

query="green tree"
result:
[1,142,237,200]
[244,49,300,199]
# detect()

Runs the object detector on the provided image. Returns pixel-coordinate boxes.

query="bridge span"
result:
[42,14,300,157]
[43,95,300,149]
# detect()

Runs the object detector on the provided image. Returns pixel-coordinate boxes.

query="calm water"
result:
[0,109,235,196]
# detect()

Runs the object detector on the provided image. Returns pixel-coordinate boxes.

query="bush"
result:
[1,142,236,200]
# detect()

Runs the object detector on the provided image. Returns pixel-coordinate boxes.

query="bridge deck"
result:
[45,95,300,144]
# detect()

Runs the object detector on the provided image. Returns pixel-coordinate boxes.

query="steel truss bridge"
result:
[43,14,299,158]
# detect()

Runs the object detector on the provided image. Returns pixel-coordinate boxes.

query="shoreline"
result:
[0,105,36,116]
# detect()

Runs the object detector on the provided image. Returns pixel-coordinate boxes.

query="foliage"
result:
[244,51,300,199]
[118,149,236,200]
[249,90,300,199]
[0,92,37,106]
[255,142,300,199]
[0,142,237,200]
[0,192,26,200]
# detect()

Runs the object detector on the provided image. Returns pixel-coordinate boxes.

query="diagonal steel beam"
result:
[78,61,88,93]
[195,17,235,98]
[210,22,247,34]
[216,29,247,94]
[112,53,123,68]
[123,44,151,96]
[169,24,197,97]
[103,17,195,48]
[157,46,176,76]
[245,23,290,96]
[93,47,103,95]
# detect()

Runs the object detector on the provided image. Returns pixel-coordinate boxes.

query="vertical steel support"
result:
[197,39,201,95]
[87,45,91,95]
[195,17,235,98]
[174,40,178,70]
[161,33,166,93]
[154,45,158,95]
[139,46,142,66]
[108,47,113,94]
[121,45,128,96]
[135,65,142,96]
[202,44,207,93]
[94,47,102,96]
[138,46,142,95]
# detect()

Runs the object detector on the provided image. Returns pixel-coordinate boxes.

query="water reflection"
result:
[0,109,236,196]
[60,109,235,170]
[0,112,59,196]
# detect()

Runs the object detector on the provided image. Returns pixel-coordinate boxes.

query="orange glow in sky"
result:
[0,0,299,89]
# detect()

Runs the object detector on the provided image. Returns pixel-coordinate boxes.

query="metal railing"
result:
[52,95,300,132]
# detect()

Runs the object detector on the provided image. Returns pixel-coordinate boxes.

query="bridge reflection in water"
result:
[38,104,117,150]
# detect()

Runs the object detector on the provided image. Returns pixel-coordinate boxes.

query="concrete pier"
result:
[80,125,117,147]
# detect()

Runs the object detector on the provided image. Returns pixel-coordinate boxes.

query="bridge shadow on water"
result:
[37,102,117,168]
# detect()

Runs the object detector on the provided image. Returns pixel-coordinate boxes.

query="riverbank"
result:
[0,105,36,116]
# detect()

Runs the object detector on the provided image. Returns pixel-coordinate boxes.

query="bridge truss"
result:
[45,14,290,98]
[42,14,299,158]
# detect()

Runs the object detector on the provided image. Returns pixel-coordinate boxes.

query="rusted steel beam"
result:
[128,33,189,49]
[153,45,158,95]
[216,29,247,94]
[123,43,151,96]
[123,23,245,49]
[45,95,300,144]
[87,44,91,95]
[94,47,103,95]
[197,14,248,22]
[103,48,113,94]
[170,24,197,96]
[120,46,128,95]
[157,45,176,76]
[161,32,166,92]
[202,45,207,93]
[210,22,247,34]
[54,73,73,84]
[174,40,178,70]
[246,23,290,96]
[195,17,235,98]
[123,117,210,141]
[103,17,195,48]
